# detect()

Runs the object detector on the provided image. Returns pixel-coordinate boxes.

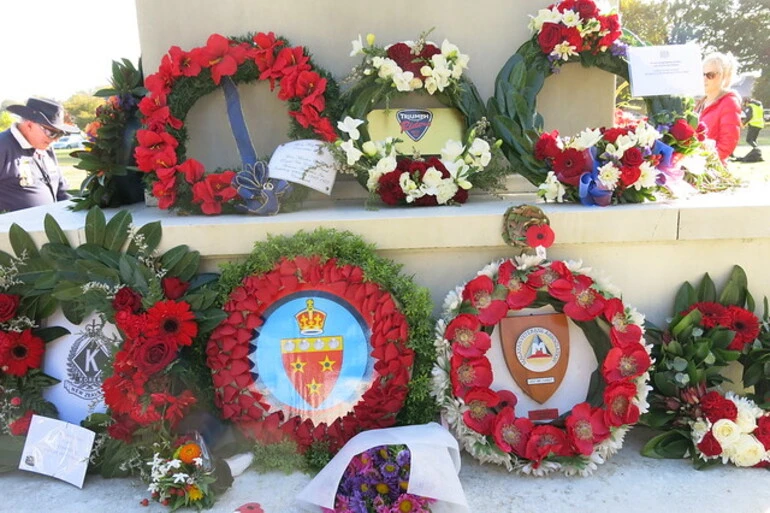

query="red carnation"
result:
[755,416,770,449]
[0,293,20,322]
[0,329,45,377]
[552,148,588,186]
[377,169,407,205]
[385,42,439,77]
[669,118,696,141]
[112,287,143,313]
[699,391,738,423]
[697,430,723,457]
[534,131,561,162]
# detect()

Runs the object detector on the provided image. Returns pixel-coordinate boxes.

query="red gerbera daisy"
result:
[0,329,45,377]
[146,300,198,346]
[726,305,760,350]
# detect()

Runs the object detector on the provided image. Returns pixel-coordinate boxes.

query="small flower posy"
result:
[144,437,217,511]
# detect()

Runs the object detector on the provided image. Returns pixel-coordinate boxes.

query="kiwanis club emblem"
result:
[252,292,374,424]
[281,299,343,408]
[64,319,118,401]
[500,313,570,404]
[396,109,433,142]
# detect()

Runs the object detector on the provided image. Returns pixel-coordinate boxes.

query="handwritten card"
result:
[18,415,95,488]
[628,44,704,97]
[268,140,337,195]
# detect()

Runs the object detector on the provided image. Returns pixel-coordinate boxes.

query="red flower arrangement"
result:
[135,32,339,215]
[207,256,414,455]
[434,257,650,476]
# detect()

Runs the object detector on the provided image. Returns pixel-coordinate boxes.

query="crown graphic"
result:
[295,299,326,335]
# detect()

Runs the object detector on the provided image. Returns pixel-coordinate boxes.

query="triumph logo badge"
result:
[500,313,570,404]
[64,319,119,401]
[396,109,433,142]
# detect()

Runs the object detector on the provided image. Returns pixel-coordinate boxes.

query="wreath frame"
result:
[489,2,690,204]
[209,228,435,468]
[135,32,341,215]
[433,256,651,476]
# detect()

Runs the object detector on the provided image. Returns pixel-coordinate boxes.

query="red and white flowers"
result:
[432,257,651,476]
[528,0,622,62]
[690,391,770,467]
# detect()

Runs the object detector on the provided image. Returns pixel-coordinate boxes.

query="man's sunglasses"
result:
[703,71,720,80]
[38,124,65,139]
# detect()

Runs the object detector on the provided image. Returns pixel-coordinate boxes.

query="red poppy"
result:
[152,173,177,210]
[462,275,508,325]
[563,275,606,321]
[146,300,198,346]
[462,388,500,435]
[492,406,533,456]
[450,354,493,398]
[526,261,573,298]
[497,260,537,310]
[603,298,643,348]
[0,329,45,377]
[566,402,610,455]
[444,314,491,358]
[135,130,179,172]
[197,34,247,85]
[602,345,651,383]
[726,305,760,350]
[603,381,640,426]
[525,425,571,463]
[525,224,555,249]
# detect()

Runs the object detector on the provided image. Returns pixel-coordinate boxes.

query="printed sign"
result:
[366,107,465,156]
[627,44,704,97]
[268,139,337,195]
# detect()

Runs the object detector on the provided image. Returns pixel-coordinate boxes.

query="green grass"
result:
[55,149,86,195]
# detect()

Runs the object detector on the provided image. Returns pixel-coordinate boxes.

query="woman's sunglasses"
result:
[38,124,65,139]
[703,71,720,80]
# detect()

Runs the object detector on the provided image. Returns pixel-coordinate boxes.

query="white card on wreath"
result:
[627,44,704,97]
[268,139,337,195]
[18,415,95,488]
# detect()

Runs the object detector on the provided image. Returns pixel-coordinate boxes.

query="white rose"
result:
[730,434,766,467]
[712,419,741,449]
[736,407,758,433]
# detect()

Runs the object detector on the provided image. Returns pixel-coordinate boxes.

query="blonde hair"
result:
[703,52,739,88]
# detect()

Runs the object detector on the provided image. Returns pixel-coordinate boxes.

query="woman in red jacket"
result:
[695,52,742,164]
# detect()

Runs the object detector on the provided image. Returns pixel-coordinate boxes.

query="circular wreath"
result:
[433,256,651,476]
[135,32,340,215]
[643,266,770,468]
[207,228,435,466]
[489,0,699,205]
[334,31,507,206]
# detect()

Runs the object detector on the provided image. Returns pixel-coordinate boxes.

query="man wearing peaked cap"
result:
[0,97,80,212]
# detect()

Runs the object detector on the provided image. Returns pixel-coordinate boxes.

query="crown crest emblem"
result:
[295,299,326,335]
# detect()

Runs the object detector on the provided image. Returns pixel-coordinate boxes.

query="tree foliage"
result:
[0,111,12,132]
[619,0,669,45]
[62,91,104,130]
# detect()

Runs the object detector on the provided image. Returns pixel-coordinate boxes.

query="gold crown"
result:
[295,299,326,335]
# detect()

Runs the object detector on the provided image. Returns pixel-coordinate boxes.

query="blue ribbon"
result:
[652,140,674,168]
[578,172,612,207]
[222,76,292,215]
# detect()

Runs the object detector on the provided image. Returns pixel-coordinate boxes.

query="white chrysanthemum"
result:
[690,419,711,443]
[597,162,620,190]
[478,260,502,278]
[441,140,465,161]
[514,253,546,271]
[565,259,589,274]
[442,287,464,314]
[729,434,767,467]
[552,41,579,61]
[712,419,741,449]
[539,171,566,202]
[735,407,758,433]
[340,139,363,165]
[627,307,645,328]
[634,122,663,148]
[571,128,603,150]
[561,9,581,27]
[633,161,659,190]
[590,270,622,297]
[350,34,364,56]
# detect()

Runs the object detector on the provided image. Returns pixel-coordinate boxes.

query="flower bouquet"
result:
[642,266,770,467]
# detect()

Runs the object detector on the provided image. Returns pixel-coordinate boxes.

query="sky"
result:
[0,0,141,104]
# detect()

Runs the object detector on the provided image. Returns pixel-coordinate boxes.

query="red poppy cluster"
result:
[102,284,199,442]
[680,301,761,351]
[206,256,414,454]
[445,259,649,465]
[135,32,338,214]
[535,0,621,56]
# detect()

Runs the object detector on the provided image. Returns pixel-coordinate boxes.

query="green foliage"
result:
[62,92,103,130]
[0,111,13,132]
[619,0,669,45]
[252,440,309,474]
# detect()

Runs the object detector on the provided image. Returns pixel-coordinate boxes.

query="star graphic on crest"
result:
[290,359,307,373]
[306,379,322,395]
[319,355,336,372]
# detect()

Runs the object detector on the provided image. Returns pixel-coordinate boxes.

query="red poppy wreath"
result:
[206,229,435,463]
[432,256,651,476]
[135,32,340,215]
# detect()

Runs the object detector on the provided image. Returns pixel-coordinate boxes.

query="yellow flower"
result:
[187,484,204,502]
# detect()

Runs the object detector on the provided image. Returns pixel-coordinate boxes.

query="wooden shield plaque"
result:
[500,313,570,404]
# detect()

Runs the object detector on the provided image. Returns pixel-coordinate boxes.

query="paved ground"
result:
[2,426,770,513]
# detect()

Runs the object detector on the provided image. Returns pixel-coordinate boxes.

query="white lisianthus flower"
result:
[337,117,364,140]
[561,9,581,27]
[528,7,562,32]
[552,42,579,61]
[712,419,741,449]
[423,76,438,95]
[441,140,465,161]
[366,168,383,191]
[730,434,766,467]
[539,171,566,202]
[597,162,620,190]
[571,128,603,150]
[340,140,363,165]
[634,122,663,147]
[375,154,397,174]
[450,54,470,79]
[392,70,416,92]
[361,141,378,157]
[633,161,659,190]
[468,138,492,167]
[350,34,364,56]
